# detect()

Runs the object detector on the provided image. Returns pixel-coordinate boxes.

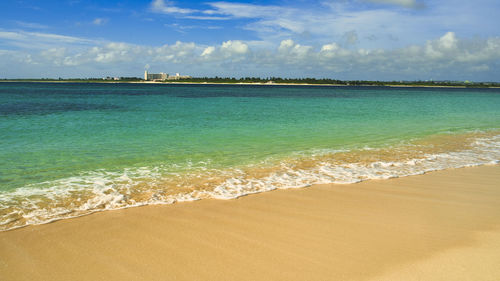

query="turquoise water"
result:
[1,82,500,229]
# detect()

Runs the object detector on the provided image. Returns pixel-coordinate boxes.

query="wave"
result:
[1,131,499,231]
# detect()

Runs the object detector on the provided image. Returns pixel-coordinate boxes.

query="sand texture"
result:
[1,165,500,281]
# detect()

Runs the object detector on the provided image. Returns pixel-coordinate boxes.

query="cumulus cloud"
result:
[221,40,249,55]
[2,28,500,81]
[321,43,340,52]
[199,41,250,65]
[152,41,199,63]
[438,32,458,49]
[424,32,458,59]
[277,39,312,61]
[201,46,215,57]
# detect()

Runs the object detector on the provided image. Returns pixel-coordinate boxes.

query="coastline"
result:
[1,80,498,88]
[1,164,499,280]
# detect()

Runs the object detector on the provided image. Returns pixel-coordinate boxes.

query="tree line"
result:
[2,77,499,87]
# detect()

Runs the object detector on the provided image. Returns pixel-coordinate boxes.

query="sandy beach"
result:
[1,165,500,281]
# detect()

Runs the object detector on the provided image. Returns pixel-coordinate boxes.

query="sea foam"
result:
[1,133,499,231]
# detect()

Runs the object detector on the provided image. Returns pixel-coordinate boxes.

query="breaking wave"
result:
[1,131,499,231]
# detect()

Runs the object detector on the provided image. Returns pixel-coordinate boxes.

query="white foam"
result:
[201,134,500,199]
[1,133,499,231]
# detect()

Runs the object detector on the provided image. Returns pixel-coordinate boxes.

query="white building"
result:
[144,71,168,81]
[166,73,192,80]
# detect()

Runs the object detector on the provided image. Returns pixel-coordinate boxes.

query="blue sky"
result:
[1,0,500,81]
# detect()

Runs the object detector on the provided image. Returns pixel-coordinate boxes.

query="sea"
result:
[1,82,499,231]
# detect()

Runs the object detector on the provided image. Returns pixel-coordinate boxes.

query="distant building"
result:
[103,76,120,81]
[144,71,168,81]
[166,73,192,80]
[144,70,191,81]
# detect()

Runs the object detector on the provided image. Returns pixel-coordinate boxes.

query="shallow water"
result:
[1,82,499,230]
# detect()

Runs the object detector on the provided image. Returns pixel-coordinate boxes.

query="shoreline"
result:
[1,129,499,232]
[1,164,499,280]
[2,80,498,88]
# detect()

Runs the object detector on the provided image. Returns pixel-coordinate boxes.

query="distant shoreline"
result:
[1,80,499,89]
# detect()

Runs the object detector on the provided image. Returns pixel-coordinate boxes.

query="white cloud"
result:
[278,39,312,58]
[0,31,26,41]
[438,32,458,49]
[13,21,48,29]
[221,40,249,55]
[185,1,426,50]
[199,41,250,65]
[321,43,340,52]
[92,18,108,25]
[205,2,285,18]
[184,16,229,20]
[424,32,458,59]
[0,29,96,50]
[201,46,215,56]
[2,28,499,81]
[363,0,424,8]
[150,0,198,14]
[40,48,67,65]
[93,43,142,63]
[152,41,199,63]
[279,39,295,50]
[145,0,498,55]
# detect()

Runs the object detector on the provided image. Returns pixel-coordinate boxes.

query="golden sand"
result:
[1,165,500,281]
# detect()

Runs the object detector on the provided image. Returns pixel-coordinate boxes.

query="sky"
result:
[1,0,499,81]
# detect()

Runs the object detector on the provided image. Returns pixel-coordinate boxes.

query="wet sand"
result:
[1,165,500,281]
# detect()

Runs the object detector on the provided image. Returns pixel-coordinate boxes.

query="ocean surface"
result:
[1,82,499,230]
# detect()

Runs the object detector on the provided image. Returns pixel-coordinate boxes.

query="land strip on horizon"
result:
[2,77,499,88]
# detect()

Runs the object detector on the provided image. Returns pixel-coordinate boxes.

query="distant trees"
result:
[172,77,498,87]
[1,77,498,88]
